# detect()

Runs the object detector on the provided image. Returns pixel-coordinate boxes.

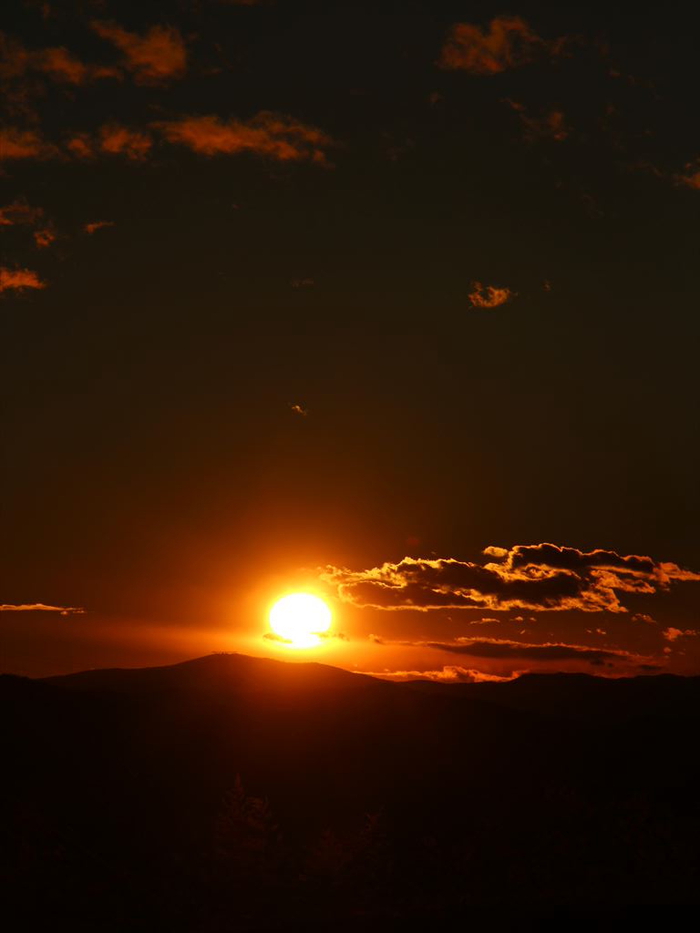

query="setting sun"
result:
[268,593,332,648]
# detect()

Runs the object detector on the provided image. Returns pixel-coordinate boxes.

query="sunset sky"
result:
[2,0,699,680]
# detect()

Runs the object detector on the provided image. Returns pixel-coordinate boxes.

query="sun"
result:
[269,593,332,648]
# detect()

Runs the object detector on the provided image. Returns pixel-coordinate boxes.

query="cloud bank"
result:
[322,543,700,614]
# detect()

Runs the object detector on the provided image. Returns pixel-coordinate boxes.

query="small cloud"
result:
[84,220,115,235]
[632,612,656,625]
[0,603,84,614]
[91,21,187,85]
[504,100,569,142]
[468,281,515,309]
[0,267,46,293]
[289,403,308,417]
[0,127,56,161]
[33,226,56,248]
[663,627,698,643]
[439,16,566,75]
[291,277,314,288]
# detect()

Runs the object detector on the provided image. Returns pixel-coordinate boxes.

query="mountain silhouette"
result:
[3,654,699,929]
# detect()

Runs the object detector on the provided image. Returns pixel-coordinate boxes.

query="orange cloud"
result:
[156,112,331,163]
[0,602,84,614]
[675,162,700,190]
[64,134,93,159]
[439,16,556,75]
[468,282,515,308]
[0,199,44,225]
[0,127,55,160]
[100,124,153,159]
[663,627,698,642]
[84,220,115,235]
[0,267,46,293]
[33,226,55,248]
[91,21,187,84]
[66,125,153,161]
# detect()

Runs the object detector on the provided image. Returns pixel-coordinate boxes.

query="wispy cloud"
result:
[0,30,120,87]
[84,220,115,235]
[156,112,332,163]
[91,21,187,85]
[0,127,56,160]
[439,16,566,75]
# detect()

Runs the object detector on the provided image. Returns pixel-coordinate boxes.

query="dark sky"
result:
[2,0,699,679]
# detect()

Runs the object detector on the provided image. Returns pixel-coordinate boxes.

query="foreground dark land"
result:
[3,654,700,929]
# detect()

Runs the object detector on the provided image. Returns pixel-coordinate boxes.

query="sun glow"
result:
[269,593,332,648]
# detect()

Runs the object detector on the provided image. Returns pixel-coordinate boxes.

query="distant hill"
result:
[3,654,699,928]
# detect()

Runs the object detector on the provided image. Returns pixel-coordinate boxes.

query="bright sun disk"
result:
[269,593,332,648]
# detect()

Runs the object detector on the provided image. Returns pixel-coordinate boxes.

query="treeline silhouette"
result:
[3,654,700,929]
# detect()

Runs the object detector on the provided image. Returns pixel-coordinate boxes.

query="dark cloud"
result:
[322,544,700,613]
[369,633,634,666]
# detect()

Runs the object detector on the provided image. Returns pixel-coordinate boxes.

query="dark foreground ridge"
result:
[3,654,700,929]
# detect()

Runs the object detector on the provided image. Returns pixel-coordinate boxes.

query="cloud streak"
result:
[0,603,85,615]
[156,112,332,163]
[366,665,515,683]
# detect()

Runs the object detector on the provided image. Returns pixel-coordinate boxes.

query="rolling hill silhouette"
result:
[3,654,700,928]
